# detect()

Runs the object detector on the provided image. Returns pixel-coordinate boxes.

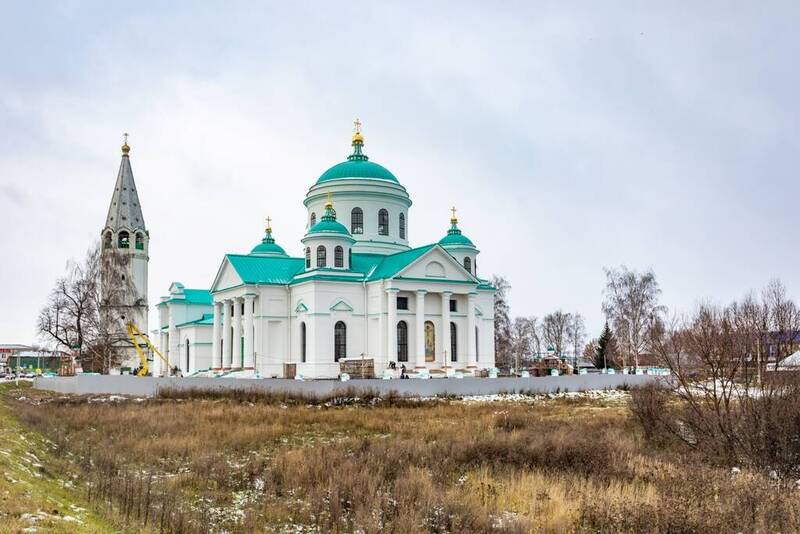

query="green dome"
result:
[307,218,351,236]
[305,204,353,238]
[439,219,475,248]
[317,159,398,184]
[316,133,398,184]
[250,228,288,256]
[250,241,287,256]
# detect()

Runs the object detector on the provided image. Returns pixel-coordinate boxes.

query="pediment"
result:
[329,299,354,312]
[295,301,309,313]
[396,246,478,283]
[210,258,244,292]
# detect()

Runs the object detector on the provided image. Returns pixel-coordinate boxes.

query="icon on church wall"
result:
[425,321,435,362]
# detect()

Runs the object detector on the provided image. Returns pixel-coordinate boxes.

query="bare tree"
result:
[635,279,800,477]
[511,316,537,370]
[492,275,512,368]
[602,266,665,368]
[542,310,571,357]
[566,313,586,367]
[38,243,134,373]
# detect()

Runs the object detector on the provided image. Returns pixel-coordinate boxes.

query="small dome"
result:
[305,200,353,237]
[250,223,288,256]
[438,209,475,248]
[250,240,287,256]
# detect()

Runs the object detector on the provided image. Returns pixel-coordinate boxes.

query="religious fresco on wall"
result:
[425,321,435,362]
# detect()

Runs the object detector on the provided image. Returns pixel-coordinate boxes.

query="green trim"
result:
[394,276,477,285]
[304,189,411,207]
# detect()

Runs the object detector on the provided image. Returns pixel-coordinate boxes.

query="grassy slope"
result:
[0,382,113,534]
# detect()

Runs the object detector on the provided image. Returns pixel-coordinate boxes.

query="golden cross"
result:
[265,216,272,231]
[327,191,333,205]
[451,206,457,219]
[353,118,361,134]
[123,132,129,145]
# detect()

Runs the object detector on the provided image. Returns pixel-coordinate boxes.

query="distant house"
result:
[0,344,33,374]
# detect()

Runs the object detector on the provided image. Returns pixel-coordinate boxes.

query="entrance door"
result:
[424,321,435,362]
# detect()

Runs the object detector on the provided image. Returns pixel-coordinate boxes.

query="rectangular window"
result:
[449,299,457,312]
[397,296,409,310]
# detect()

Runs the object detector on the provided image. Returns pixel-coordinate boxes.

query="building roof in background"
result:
[104,141,146,231]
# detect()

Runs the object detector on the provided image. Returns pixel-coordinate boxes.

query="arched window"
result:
[300,322,307,363]
[185,339,190,372]
[135,233,145,250]
[351,207,363,234]
[305,247,311,268]
[118,231,130,248]
[378,209,389,235]
[334,321,346,361]
[450,322,457,362]
[399,213,406,239]
[397,321,408,362]
[463,257,472,274]
[348,248,352,269]
[334,246,344,268]
[310,212,316,227]
[103,231,112,249]
[475,326,479,362]
[316,245,327,268]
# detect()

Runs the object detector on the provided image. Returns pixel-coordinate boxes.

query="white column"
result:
[243,295,255,369]
[232,297,243,369]
[441,291,452,367]
[167,307,177,371]
[386,288,398,363]
[222,300,232,369]
[467,292,477,369]
[212,301,222,370]
[415,290,427,369]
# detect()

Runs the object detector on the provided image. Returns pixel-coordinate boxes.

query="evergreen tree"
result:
[594,321,616,369]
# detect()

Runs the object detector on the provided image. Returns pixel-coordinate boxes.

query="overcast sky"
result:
[1,2,799,345]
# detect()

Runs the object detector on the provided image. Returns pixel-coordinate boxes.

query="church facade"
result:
[157,124,496,378]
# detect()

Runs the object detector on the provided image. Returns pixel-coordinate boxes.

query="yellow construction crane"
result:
[126,322,170,377]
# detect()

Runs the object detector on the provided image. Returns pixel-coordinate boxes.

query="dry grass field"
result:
[3,383,800,533]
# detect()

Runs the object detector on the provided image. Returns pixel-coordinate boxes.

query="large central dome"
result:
[317,159,398,184]
[315,125,399,184]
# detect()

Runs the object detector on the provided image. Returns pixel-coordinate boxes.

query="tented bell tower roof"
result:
[105,135,146,231]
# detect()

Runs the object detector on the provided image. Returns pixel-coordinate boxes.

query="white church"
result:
[103,123,496,378]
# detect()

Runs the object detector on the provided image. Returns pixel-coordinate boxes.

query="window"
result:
[186,339,190,372]
[397,296,409,310]
[449,299,457,312]
[135,233,145,250]
[397,321,408,362]
[334,246,344,268]
[399,213,405,239]
[334,321,346,361]
[351,207,363,234]
[300,322,306,363]
[450,322,457,362]
[463,257,472,274]
[316,245,326,268]
[118,231,130,248]
[348,248,352,269]
[305,247,311,268]
[378,209,389,235]
[310,212,316,227]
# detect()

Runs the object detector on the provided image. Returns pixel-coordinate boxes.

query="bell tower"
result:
[100,134,149,369]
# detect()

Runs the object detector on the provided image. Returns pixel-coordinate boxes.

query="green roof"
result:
[226,254,305,285]
[176,313,214,328]
[365,244,435,281]
[158,288,213,306]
